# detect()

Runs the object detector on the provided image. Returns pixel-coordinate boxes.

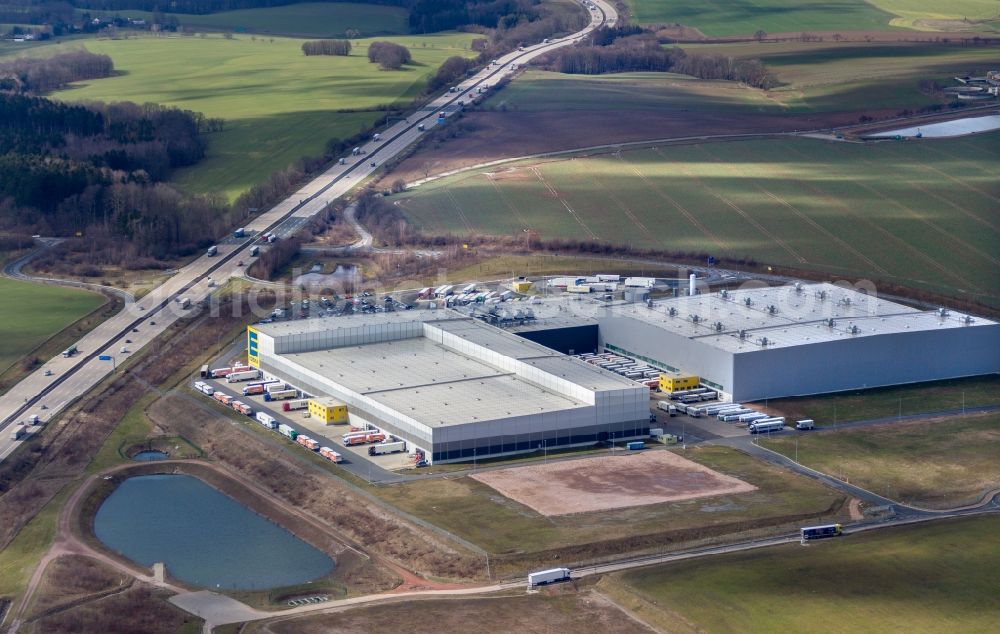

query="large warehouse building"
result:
[516,282,999,402]
[248,312,650,464]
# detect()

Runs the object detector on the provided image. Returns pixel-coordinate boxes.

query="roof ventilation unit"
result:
[690,314,701,323]
[720,289,729,299]
[938,307,950,317]
[738,330,748,340]
[714,321,724,332]
[850,325,861,335]
[668,307,678,317]
[767,304,777,314]
[758,337,769,347]
[827,318,835,328]
[744,297,753,306]
[816,290,827,300]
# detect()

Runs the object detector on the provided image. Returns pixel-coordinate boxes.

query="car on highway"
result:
[132,328,139,333]
[44,369,53,376]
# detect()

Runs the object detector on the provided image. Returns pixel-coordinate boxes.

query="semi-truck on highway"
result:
[528,568,571,587]
[10,424,26,441]
[207,245,218,257]
[62,345,77,358]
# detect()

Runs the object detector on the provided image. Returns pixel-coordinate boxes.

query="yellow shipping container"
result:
[308,398,349,424]
[512,281,533,293]
[659,374,699,393]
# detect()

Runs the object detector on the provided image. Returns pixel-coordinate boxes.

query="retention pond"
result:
[94,474,333,589]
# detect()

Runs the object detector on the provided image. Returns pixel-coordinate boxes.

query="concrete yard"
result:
[472,450,756,516]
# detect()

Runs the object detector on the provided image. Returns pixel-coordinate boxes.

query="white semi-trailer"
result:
[528,568,571,587]
[368,440,406,456]
[226,370,261,383]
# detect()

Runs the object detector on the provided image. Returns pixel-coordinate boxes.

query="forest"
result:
[0,91,231,257]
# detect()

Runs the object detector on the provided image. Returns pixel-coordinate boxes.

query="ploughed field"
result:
[395,133,1000,304]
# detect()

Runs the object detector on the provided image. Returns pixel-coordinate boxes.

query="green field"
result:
[0,277,105,375]
[625,0,896,36]
[606,515,1000,633]
[85,2,409,38]
[868,0,1000,30]
[763,414,1000,507]
[678,41,1000,112]
[396,134,1000,303]
[766,375,1000,424]
[38,32,476,199]
[374,446,845,573]
[490,70,780,113]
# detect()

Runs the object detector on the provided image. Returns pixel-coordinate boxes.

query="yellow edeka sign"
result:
[247,327,260,368]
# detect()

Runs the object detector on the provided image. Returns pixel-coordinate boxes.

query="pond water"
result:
[869,114,1000,138]
[132,450,169,461]
[94,474,333,589]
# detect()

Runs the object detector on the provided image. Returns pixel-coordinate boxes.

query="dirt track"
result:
[472,450,756,516]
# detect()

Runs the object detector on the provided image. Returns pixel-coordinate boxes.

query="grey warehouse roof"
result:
[513,282,996,354]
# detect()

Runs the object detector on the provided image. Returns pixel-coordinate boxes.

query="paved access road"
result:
[0,0,619,462]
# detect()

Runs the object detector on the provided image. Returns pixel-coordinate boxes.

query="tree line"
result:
[539,25,777,89]
[302,39,351,56]
[0,50,114,94]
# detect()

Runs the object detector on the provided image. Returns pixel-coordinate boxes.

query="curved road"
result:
[2,239,135,304]
[0,0,619,460]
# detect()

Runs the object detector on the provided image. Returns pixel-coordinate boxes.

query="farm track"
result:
[486,175,534,233]
[575,159,654,240]
[529,166,598,239]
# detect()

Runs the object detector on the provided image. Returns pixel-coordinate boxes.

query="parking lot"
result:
[199,374,411,483]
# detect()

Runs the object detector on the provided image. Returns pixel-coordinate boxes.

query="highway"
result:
[0,0,619,461]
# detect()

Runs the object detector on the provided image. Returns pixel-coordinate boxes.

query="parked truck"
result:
[242,380,280,396]
[231,401,253,416]
[528,568,571,587]
[265,388,298,401]
[296,435,320,451]
[342,431,386,446]
[368,440,406,456]
[657,401,678,416]
[213,392,233,406]
[255,412,277,429]
[210,367,232,379]
[278,424,297,440]
[749,418,785,434]
[226,370,261,383]
[282,399,310,412]
[319,447,343,463]
[795,419,816,430]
